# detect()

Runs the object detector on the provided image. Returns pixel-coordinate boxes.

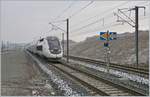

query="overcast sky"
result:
[1,0,150,43]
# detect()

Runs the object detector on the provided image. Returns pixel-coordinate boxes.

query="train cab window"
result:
[47,37,61,50]
[48,39,60,48]
[36,45,43,51]
[39,38,44,42]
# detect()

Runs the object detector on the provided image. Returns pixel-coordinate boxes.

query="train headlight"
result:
[50,50,54,52]
[58,49,61,52]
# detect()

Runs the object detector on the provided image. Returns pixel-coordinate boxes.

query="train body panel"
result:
[26,36,63,61]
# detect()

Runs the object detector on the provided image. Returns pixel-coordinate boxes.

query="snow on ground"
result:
[69,59,149,85]
[28,52,80,96]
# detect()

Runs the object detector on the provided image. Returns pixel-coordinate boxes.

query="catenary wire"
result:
[71,1,148,29]
[71,1,130,27]
[68,1,94,19]
[70,1,149,35]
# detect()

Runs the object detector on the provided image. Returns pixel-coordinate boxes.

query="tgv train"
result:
[26,36,63,60]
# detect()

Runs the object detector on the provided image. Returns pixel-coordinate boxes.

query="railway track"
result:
[51,61,145,96]
[65,55,149,76]
[26,51,147,96]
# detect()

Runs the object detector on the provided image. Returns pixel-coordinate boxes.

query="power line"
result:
[48,1,94,34]
[47,1,149,39]
[71,13,113,32]
[71,1,130,27]
[71,21,121,38]
[49,22,66,33]
[71,21,118,37]
[114,12,135,27]
[49,2,76,32]
[71,13,148,38]
[68,1,94,19]
[71,1,148,29]
[54,1,76,20]
[50,1,147,32]
[70,2,149,34]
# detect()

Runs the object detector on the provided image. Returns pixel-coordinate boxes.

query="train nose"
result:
[50,48,61,54]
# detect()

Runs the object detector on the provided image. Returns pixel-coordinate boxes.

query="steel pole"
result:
[66,19,69,63]
[135,6,139,67]
[106,30,110,73]
[62,33,64,56]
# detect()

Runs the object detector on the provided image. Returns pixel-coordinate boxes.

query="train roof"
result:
[46,36,59,40]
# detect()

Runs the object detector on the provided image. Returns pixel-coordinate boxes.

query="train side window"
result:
[36,45,43,51]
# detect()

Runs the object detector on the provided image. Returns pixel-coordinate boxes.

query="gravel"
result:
[26,51,90,96]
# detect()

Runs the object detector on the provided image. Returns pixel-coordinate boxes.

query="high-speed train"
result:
[26,36,63,60]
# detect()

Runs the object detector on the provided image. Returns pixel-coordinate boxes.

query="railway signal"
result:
[104,42,109,47]
[99,32,117,41]
[97,30,117,72]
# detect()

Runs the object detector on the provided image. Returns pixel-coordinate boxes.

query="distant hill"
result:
[67,30,149,65]
[63,40,77,50]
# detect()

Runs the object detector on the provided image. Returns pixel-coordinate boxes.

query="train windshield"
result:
[47,37,60,49]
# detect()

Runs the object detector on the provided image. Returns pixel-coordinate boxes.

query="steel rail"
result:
[57,60,145,96]
[64,55,149,75]
[25,51,147,96]
[26,51,107,96]
[51,63,109,96]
